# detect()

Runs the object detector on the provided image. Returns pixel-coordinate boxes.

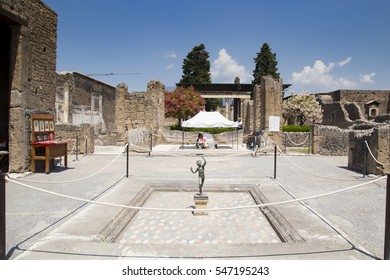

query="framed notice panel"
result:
[269,116,280,132]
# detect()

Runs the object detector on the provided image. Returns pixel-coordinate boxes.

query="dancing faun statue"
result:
[190,156,206,195]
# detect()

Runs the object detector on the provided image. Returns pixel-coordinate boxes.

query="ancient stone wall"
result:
[371,125,390,175]
[1,0,57,172]
[316,90,390,128]
[348,124,390,175]
[115,81,165,144]
[238,76,284,145]
[55,77,165,147]
[312,125,350,156]
[55,72,116,137]
[259,76,284,146]
[283,132,311,148]
[55,124,95,155]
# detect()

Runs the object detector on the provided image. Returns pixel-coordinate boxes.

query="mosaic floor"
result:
[118,191,281,245]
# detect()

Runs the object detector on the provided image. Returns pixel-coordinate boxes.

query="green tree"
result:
[165,86,206,125]
[252,43,280,84]
[180,43,211,84]
[180,44,219,111]
[205,98,221,111]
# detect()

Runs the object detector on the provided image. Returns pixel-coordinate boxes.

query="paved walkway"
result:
[5,145,387,259]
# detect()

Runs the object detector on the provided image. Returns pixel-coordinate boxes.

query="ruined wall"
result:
[371,125,390,175]
[312,125,350,156]
[339,90,389,117]
[55,123,95,154]
[317,90,390,128]
[115,81,165,144]
[56,76,165,147]
[259,76,283,146]
[55,72,116,136]
[1,0,57,172]
[348,124,390,175]
[283,132,311,148]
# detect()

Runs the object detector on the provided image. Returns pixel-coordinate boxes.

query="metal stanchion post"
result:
[181,128,184,150]
[363,142,367,178]
[75,135,79,161]
[307,132,311,154]
[274,145,277,179]
[384,174,390,260]
[0,171,6,260]
[85,139,88,155]
[126,143,129,178]
[236,128,238,150]
[147,132,153,157]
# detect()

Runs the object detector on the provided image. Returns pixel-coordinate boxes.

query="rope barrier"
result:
[15,143,128,184]
[286,133,309,147]
[364,140,390,166]
[276,145,370,181]
[129,143,254,159]
[4,174,386,212]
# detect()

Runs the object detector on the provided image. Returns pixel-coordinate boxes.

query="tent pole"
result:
[231,129,234,148]
[236,128,238,149]
[181,127,184,149]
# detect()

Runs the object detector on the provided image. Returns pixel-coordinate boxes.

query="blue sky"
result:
[43,0,390,93]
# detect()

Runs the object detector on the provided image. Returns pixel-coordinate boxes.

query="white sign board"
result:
[269,116,280,132]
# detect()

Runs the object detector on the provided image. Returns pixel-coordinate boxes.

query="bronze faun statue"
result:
[190,156,206,195]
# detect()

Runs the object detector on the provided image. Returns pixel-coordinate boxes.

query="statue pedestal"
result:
[193,194,209,216]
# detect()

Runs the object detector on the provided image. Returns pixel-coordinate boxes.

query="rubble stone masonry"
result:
[1,0,57,172]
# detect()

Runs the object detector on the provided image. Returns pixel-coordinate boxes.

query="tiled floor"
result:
[118,191,281,245]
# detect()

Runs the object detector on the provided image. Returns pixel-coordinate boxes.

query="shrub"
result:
[282,125,312,132]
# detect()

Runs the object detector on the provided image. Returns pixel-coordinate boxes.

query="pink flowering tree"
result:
[165,86,206,126]
[282,92,323,125]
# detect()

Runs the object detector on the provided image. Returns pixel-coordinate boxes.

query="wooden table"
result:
[31,141,68,173]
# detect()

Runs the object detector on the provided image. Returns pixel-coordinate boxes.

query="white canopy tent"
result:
[182,111,239,128]
[181,111,239,149]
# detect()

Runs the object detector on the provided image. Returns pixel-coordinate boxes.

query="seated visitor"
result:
[196,133,208,149]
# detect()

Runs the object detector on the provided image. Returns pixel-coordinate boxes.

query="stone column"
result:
[259,76,284,146]
[259,76,283,131]
[252,85,261,133]
[146,80,165,131]
[115,83,128,136]
[225,98,229,119]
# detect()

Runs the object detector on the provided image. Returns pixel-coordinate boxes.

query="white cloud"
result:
[291,57,358,89]
[360,72,376,84]
[338,57,352,67]
[165,51,177,59]
[166,64,174,69]
[211,49,251,83]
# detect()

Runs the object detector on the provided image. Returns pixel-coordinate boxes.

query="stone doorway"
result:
[0,20,11,172]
